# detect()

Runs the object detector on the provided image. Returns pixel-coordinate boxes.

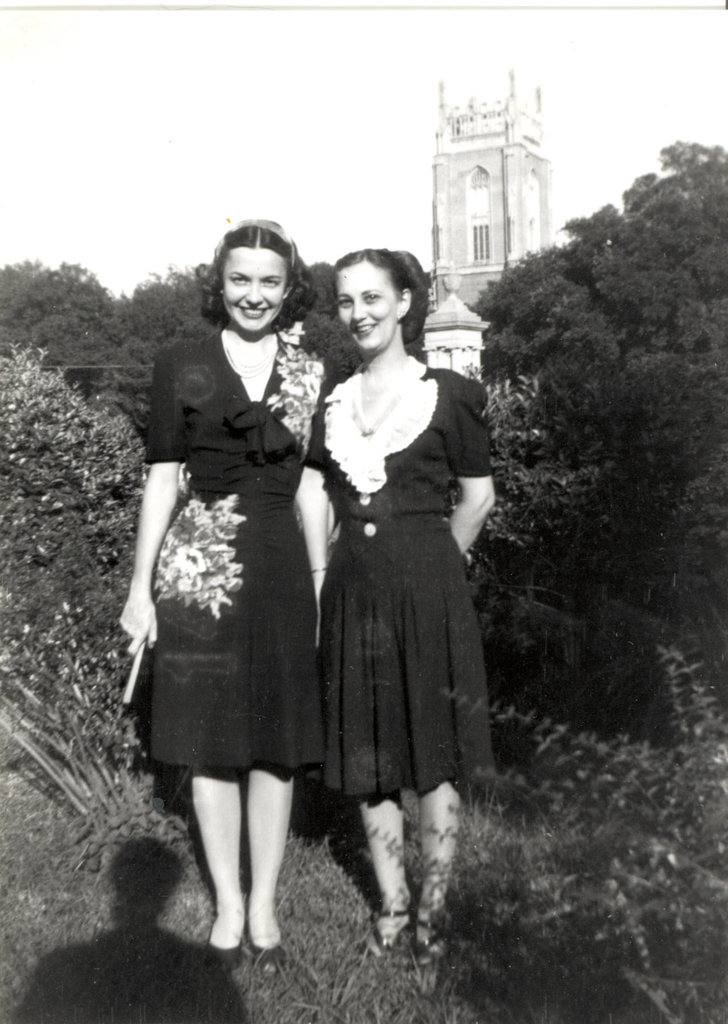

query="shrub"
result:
[0,348,181,865]
[473,363,728,740]
[473,375,609,728]
[467,648,728,1023]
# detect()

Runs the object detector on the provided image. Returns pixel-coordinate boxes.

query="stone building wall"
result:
[432,73,553,309]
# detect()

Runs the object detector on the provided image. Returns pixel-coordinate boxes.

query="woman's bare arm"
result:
[295,466,332,605]
[449,475,496,555]
[120,460,181,653]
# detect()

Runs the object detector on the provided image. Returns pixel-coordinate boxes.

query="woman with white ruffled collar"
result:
[298,248,496,973]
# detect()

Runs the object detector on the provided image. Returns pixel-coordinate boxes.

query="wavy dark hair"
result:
[198,220,314,331]
[333,248,429,347]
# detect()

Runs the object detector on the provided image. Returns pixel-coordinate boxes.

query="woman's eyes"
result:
[229,276,282,287]
[337,293,381,306]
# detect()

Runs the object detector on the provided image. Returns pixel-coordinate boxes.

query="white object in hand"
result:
[122,642,146,706]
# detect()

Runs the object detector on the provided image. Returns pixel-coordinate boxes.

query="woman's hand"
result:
[311,567,326,607]
[311,567,326,645]
[120,587,157,654]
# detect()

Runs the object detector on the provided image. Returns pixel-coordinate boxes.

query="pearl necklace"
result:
[222,330,278,380]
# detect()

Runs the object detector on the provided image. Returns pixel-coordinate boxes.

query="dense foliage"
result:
[474,143,728,735]
[449,647,728,1024]
[0,349,183,865]
[455,649,727,1024]
[0,348,140,641]
[0,262,118,363]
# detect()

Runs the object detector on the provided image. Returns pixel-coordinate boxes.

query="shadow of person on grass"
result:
[13,837,247,1024]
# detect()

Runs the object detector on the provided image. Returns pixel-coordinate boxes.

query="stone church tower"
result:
[431,72,553,308]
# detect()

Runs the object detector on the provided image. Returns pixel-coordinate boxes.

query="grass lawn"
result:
[0,743,687,1024]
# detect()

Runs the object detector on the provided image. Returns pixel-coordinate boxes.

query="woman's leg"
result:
[360,794,410,947]
[246,767,294,949]
[416,780,460,952]
[192,772,245,949]
[419,780,460,913]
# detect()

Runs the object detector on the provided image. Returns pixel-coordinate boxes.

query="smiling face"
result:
[221,246,289,340]
[336,260,411,359]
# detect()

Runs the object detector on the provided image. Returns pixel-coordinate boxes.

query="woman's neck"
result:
[360,345,410,389]
[223,328,278,356]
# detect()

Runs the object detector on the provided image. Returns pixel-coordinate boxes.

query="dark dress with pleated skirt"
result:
[307,358,495,797]
[146,333,325,770]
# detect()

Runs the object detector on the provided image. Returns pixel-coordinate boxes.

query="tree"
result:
[568,142,728,356]
[308,261,339,317]
[114,267,204,365]
[0,261,119,364]
[479,143,728,368]
[473,144,728,735]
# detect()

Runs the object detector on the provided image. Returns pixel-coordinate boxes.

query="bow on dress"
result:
[222,399,295,466]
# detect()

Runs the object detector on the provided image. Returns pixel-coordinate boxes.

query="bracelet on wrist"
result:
[311,568,326,574]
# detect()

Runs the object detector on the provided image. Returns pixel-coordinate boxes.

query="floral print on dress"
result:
[267,331,325,456]
[156,494,246,618]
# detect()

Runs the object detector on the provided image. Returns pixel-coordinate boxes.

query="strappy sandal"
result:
[413,911,448,967]
[366,907,411,956]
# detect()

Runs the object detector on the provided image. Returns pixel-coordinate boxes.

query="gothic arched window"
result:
[471,167,489,190]
[468,166,491,263]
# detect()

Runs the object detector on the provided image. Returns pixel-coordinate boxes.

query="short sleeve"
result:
[443,373,492,477]
[145,347,186,463]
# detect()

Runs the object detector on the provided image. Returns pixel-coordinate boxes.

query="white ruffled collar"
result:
[324,357,438,495]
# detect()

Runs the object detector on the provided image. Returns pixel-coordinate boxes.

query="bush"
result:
[1,347,140,620]
[0,348,181,865]
[473,375,610,729]
[472,360,728,740]
[466,648,728,1023]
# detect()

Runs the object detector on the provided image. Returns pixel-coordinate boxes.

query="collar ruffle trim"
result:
[325,358,438,495]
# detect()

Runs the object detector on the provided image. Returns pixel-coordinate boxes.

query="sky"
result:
[1,3,726,296]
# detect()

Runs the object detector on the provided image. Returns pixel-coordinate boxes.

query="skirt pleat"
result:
[320,518,494,796]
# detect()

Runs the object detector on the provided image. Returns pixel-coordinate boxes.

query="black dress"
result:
[145,332,325,770]
[308,357,495,797]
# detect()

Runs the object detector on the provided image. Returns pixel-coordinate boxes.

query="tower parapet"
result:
[432,73,553,309]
